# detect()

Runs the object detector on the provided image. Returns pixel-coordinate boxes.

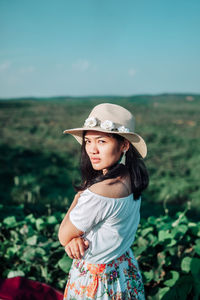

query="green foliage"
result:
[0,94,199,215]
[0,95,200,298]
[0,203,199,299]
[0,204,68,291]
[132,207,200,299]
[0,144,79,208]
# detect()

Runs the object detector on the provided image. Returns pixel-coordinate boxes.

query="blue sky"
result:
[0,0,200,98]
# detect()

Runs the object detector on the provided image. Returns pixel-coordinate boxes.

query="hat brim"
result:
[63,127,147,158]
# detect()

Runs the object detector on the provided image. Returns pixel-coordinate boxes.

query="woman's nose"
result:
[89,143,99,154]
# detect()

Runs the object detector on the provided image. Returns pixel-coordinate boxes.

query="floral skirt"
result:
[63,248,145,300]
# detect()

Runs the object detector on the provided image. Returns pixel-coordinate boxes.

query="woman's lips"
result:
[91,158,101,163]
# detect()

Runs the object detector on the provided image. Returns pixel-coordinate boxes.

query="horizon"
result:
[1,92,199,101]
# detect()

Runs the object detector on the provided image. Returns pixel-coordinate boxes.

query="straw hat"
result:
[63,103,147,158]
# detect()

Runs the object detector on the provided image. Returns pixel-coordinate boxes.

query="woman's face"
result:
[84,131,128,174]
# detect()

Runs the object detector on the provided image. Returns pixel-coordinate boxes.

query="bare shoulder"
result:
[89,178,132,198]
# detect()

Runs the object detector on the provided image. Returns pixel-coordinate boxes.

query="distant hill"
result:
[0,93,199,102]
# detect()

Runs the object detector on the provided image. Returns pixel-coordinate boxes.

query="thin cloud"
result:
[72,59,90,72]
[128,68,136,77]
[0,61,12,72]
[18,66,36,74]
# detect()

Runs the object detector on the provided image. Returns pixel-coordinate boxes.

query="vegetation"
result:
[132,204,200,299]
[1,201,199,299]
[0,94,200,299]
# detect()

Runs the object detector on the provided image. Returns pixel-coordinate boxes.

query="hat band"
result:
[83,117,130,133]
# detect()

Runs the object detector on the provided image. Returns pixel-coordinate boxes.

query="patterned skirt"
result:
[63,248,145,300]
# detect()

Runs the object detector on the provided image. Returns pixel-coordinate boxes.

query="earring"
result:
[121,150,126,165]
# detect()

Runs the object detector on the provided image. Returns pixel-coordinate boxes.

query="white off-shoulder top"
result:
[69,188,141,263]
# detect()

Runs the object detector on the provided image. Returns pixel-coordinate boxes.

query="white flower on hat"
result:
[118,126,130,133]
[100,120,115,131]
[84,117,98,128]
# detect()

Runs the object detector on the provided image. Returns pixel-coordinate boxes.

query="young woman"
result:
[58,103,149,300]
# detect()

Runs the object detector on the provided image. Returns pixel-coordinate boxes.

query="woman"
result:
[58,103,149,300]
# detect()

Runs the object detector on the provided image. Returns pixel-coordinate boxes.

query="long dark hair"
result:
[75,131,149,200]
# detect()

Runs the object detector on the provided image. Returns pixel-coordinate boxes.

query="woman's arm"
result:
[58,191,84,246]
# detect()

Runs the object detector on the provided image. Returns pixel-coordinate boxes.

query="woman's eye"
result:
[85,139,105,144]
[99,140,105,143]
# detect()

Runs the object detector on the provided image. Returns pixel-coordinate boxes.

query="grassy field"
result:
[0,93,199,216]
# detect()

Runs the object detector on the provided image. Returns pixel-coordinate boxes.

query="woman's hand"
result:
[65,237,89,259]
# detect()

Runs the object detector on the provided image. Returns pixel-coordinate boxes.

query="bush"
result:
[132,203,200,299]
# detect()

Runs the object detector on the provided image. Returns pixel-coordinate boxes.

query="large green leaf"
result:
[158,230,172,242]
[26,235,37,246]
[35,247,47,257]
[162,275,194,300]
[36,218,46,230]
[143,270,154,282]
[158,230,177,247]
[181,257,192,273]
[194,239,200,255]
[58,255,72,273]
[46,215,57,225]
[5,245,19,258]
[3,216,17,228]
[157,287,170,299]
[147,233,158,245]
[21,248,36,261]
[141,227,154,237]
[25,214,36,224]
[7,270,25,278]
[164,271,179,287]
[171,224,188,237]
[51,241,60,248]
